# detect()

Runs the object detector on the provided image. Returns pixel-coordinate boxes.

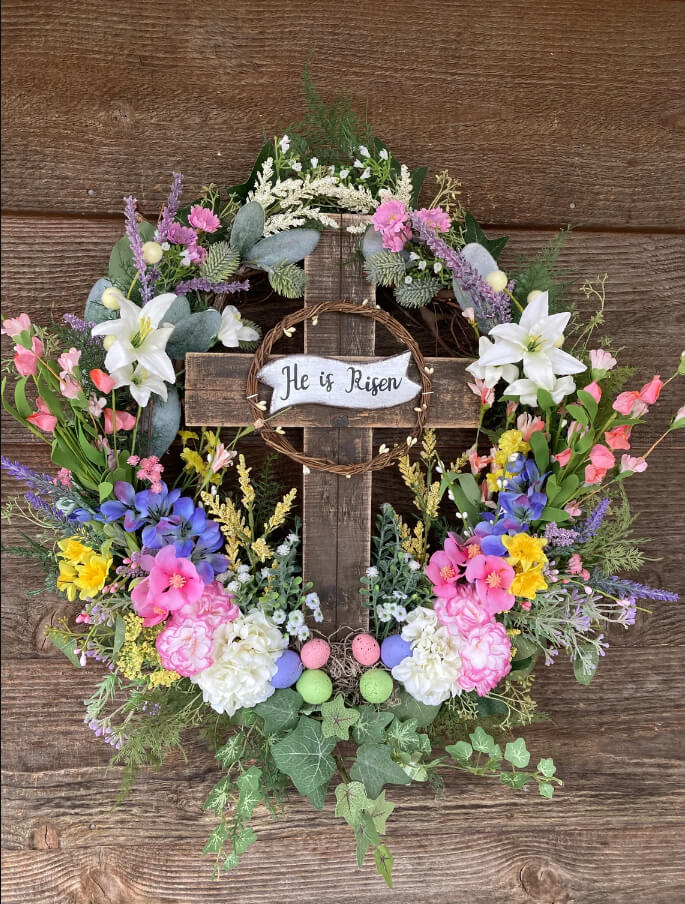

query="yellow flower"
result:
[181,447,207,477]
[502,533,548,571]
[486,468,504,493]
[57,536,90,564]
[494,429,530,467]
[251,537,272,561]
[74,552,111,600]
[57,561,78,601]
[178,430,199,443]
[511,566,548,600]
[147,668,181,687]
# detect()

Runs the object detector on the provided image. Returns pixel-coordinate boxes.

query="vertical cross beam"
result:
[302,214,374,631]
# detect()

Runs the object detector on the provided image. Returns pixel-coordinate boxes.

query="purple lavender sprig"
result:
[174,277,250,295]
[24,492,75,528]
[155,172,184,243]
[409,215,512,330]
[124,195,153,303]
[577,498,610,542]
[593,573,679,603]
[544,522,579,547]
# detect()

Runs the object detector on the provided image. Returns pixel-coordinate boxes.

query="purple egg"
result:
[271,650,303,688]
[381,634,412,669]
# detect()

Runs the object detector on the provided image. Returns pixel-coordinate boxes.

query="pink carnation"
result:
[414,206,451,233]
[14,336,44,376]
[167,222,197,246]
[434,585,491,638]
[464,554,515,615]
[169,581,239,629]
[2,313,31,337]
[188,205,220,233]
[604,424,632,451]
[426,534,468,599]
[371,199,411,252]
[458,621,512,696]
[156,618,214,676]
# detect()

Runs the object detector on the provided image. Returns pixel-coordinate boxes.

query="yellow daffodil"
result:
[57,536,90,564]
[74,552,111,600]
[57,561,78,602]
[502,533,548,571]
[511,566,548,600]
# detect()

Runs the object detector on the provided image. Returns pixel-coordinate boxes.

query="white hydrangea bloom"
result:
[192,610,286,716]
[391,607,463,706]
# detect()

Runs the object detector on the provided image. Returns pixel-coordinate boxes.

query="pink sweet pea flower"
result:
[26,397,57,433]
[103,408,137,433]
[57,347,81,374]
[464,554,515,615]
[604,424,632,451]
[90,368,116,394]
[620,454,648,474]
[1,313,31,337]
[583,380,602,403]
[554,448,572,467]
[462,307,476,324]
[210,443,237,472]
[516,412,545,442]
[156,618,214,676]
[59,375,82,399]
[589,348,617,375]
[371,199,412,252]
[467,377,494,407]
[414,206,451,233]
[188,204,220,233]
[426,534,468,600]
[613,375,663,416]
[565,500,583,517]
[434,584,490,638]
[567,420,588,441]
[88,394,107,418]
[584,443,615,484]
[458,621,512,696]
[506,401,518,418]
[14,337,44,376]
[638,375,663,405]
[469,449,492,475]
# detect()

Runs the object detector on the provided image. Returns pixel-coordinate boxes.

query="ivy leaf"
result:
[334,781,369,826]
[321,695,360,740]
[469,726,498,755]
[504,738,531,768]
[574,644,600,685]
[234,826,258,856]
[386,717,422,753]
[204,776,233,816]
[463,211,508,260]
[271,716,336,808]
[350,743,412,798]
[215,733,246,769]
[351,706,393,745]
[367,790,395,834]
[255,688,303,735]
[387,689,441,728]
[374,843,395,888]
[500,771,532,789]
[446,740,473,762]
[203,820,228,854]
[538,758,557,778]
[539,782,555,799]
[236,766,262,818]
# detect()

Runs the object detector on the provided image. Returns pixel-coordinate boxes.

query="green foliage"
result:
[387,689,441,729]
[394,276,442,308]
[271,716,337,808]
[581,486,648,575]
[321,695,360,740]
[351,707,394,745]
[84,278,116,324]
[255,688,303,735]
[140,386,181,459]
[349,742,412,798]
[252,455,286,535]
[229,201,265,255]
[512,228,575,314]
[166,309,222,358]
[108,222,155,296]
[334,782,396,887]
[199,241,240,283]
[364,250,406,287]
[463,211,508,260]
[268,262,308,298]
[245,228,321,270]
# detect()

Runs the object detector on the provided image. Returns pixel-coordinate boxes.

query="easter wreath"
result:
[2,88,683,887]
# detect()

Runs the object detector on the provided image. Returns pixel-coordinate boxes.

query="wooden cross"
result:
[185,214,480,631]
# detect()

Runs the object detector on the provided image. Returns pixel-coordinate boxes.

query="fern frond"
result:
[365,250,406,287]
[200,242,240,283]
[394,277,441,308]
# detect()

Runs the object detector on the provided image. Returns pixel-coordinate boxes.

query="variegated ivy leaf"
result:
[504,738,531,768]
[321,695,360,740]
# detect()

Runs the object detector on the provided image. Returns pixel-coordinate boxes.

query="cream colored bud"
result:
[103,335,116,351]
[142,241,164,265]
[101,287,124,310]
[485,269,508,293]
[527,290,543,302]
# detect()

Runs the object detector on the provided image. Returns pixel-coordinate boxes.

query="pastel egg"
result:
[381,634,412,669]
[359,669,393,704]
[271,650,303,688]
[352,633,381,666]
[300,638,331,670]
[296,669,333,705]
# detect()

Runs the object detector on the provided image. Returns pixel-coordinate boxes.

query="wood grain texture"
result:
[2,1,684,228]
[2,3,685,901]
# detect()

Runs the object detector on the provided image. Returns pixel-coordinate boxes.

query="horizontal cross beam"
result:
[185,353,480,429]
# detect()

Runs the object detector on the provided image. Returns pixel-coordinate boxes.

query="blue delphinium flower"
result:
[472,513,524,557]
[498,454,548,525]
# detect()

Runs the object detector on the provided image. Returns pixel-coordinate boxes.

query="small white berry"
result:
[485,270,508,293]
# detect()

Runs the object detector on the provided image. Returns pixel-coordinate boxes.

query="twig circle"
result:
[246,301,432,475]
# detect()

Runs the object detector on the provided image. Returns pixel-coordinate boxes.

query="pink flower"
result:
[131,577,168,626]
[568,553,590,581]
[434,584,491,638]
[464,555,515,615]
[26,397,57,433]
[506,401,518,418]
[604,424,632,451]
[371,199,411,252]
[2,313,31,337]
[90,368,115,394]
[14,337,44,376]
[156,618,214,676]
[458,621,512,696]
[583,380,602,403]
[167,222,197,245]
[584,443,615,484]
[462,307,476,324]
[516,413,545,442]
[589,349,617,375]
[132,547,205,626]
[567,420,588,441]
[54,468,72,489]
[169,581,239,628]
[103,408,137,433]
[639,375,663,405]
[138,455,164,485]
[414,206,451,233]
[613,375,663,417]
[58,347,81,374]
[210,443,237,472]
[467,377,494,407]
[88,394,107,418]
[127,455,140,465]
[188,205,220,233]
[59,375,82,399]
[469,449,492,475]
[554,448,572,467]
[426,534,468,599]
[620,454,648,474]
[186,243,208,265]
[565,501,582,517]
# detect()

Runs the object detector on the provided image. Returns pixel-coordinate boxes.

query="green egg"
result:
[359,668,393,704]
[296,668,333,705]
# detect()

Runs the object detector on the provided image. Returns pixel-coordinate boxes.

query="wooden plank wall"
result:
[2,2,684,901]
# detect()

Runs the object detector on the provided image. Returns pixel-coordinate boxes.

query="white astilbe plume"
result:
[379,164,413,206]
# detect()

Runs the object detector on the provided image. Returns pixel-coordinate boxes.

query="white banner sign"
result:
[257,352,421,414]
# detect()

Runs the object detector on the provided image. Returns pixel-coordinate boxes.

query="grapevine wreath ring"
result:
[1,88,683,889]
[246,299,433,474]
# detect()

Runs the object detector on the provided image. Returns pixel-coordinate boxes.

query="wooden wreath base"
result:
[246,300,433,475]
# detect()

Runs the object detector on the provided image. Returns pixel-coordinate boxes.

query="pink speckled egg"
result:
[352,633,381,666]
[300,638,331,670]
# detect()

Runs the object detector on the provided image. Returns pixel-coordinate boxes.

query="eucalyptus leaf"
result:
[229,201,265,255]
[161,294,191,326]
[142,386,181,459]
[166,309,221,358]
[84,277,116,324]
[246,228,321,270]
[360,224,384,258]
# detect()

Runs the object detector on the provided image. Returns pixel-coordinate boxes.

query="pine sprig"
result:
[200,241,240,283]
[394,277,442,309]
[364,251,406,287]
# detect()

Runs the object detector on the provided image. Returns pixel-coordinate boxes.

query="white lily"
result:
[109,362,169,407]
[217,305,260,348]
[505,374,577,407]
[466,337,519,388]
[476,291,585,390]
[91,293,177,385]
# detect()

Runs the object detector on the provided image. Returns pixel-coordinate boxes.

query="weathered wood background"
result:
[2,1,685,901]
